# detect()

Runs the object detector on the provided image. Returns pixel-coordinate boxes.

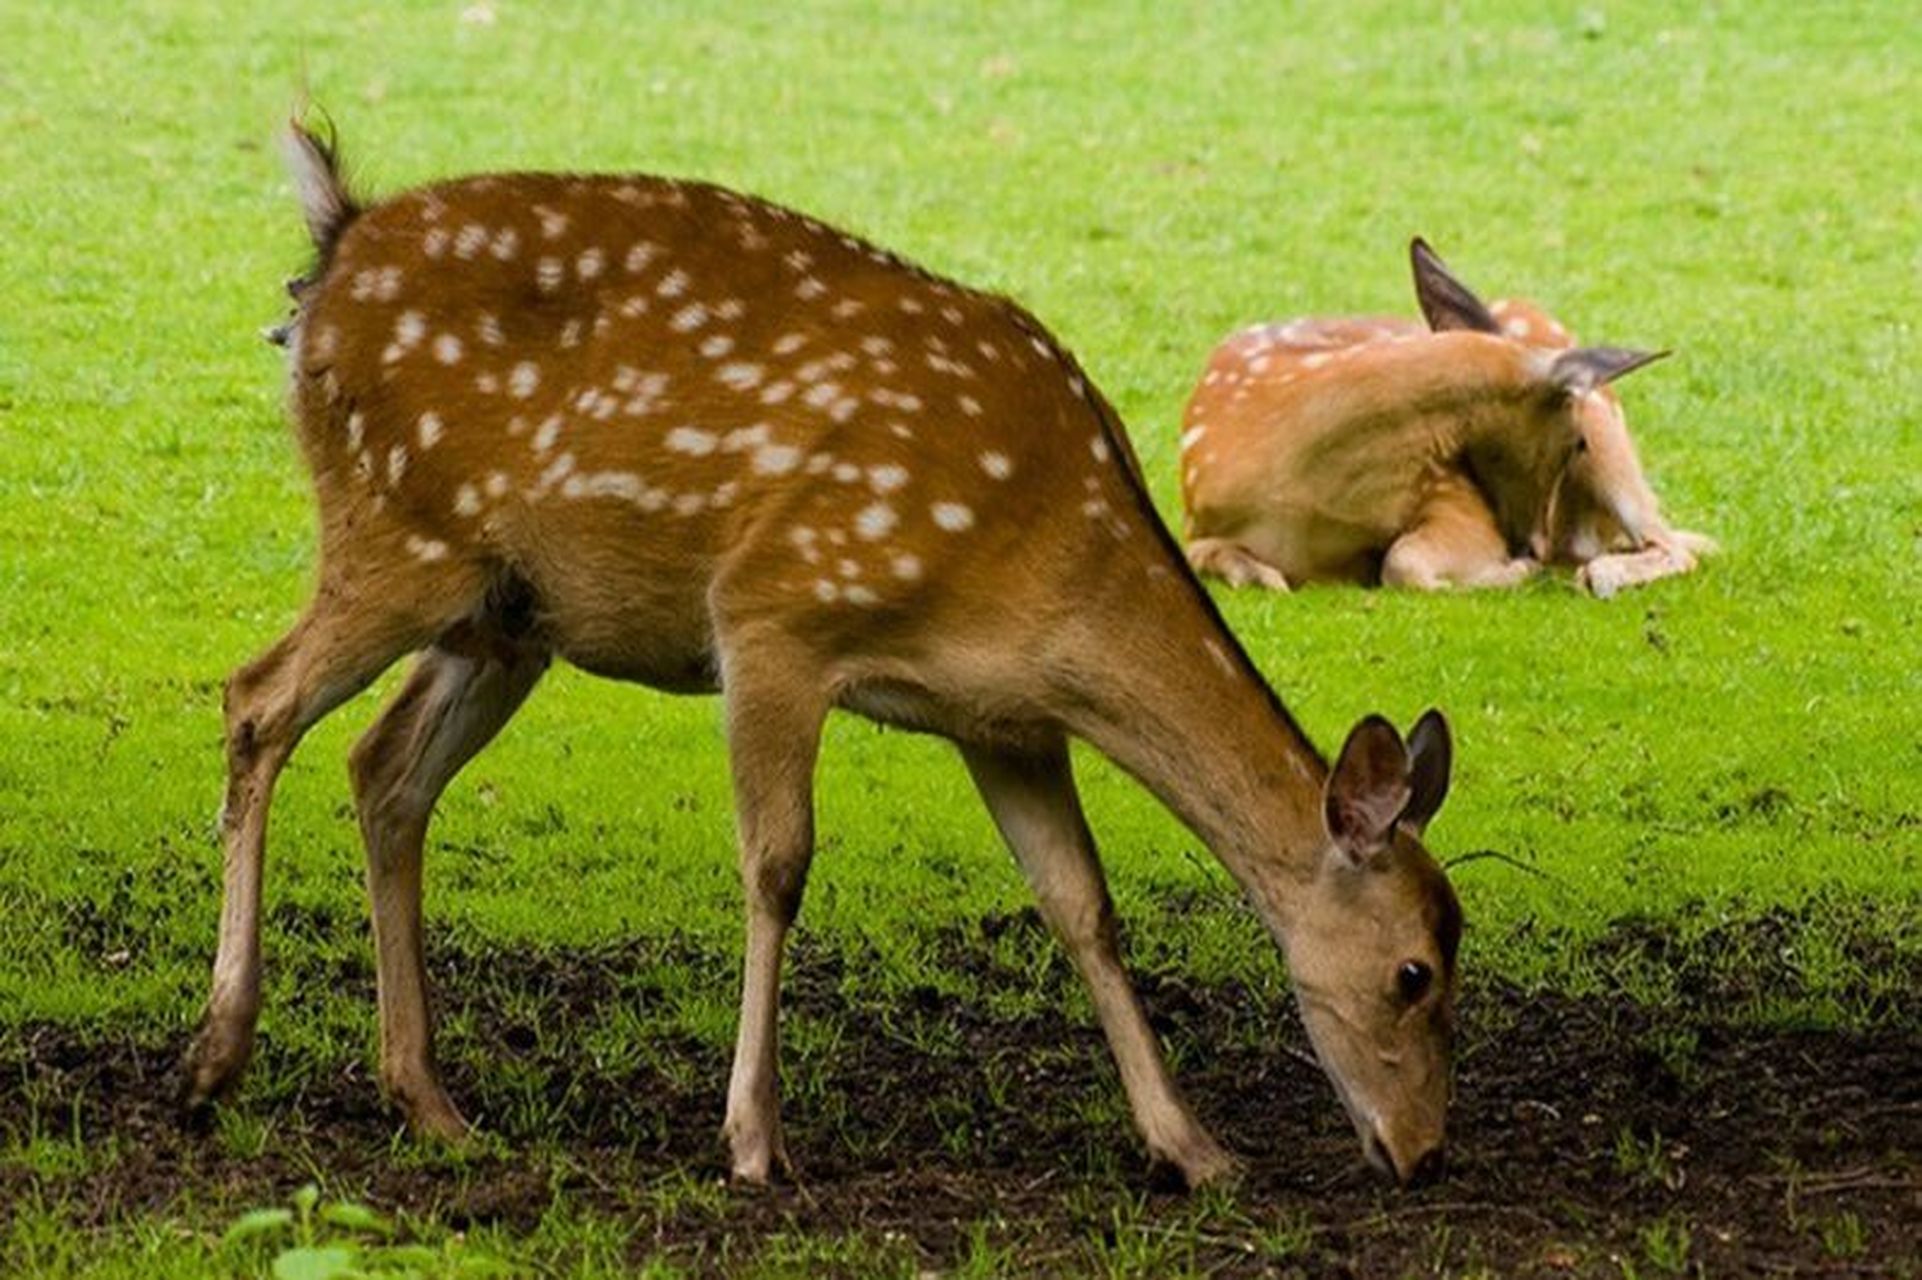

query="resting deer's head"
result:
[1411,239,1668,558]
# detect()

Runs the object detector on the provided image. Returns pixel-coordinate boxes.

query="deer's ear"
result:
[1325,715,1412,864]
[1411,238,1502,335]
[1402,709,1452,834]
[1548,346,1670,395]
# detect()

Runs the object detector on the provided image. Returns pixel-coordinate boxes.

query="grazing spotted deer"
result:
[182,119,1465,1188]
[1180,240,1711,595]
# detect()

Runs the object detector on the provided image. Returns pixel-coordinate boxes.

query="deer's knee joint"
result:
[1381,542,1442,590]
[346,731,392,803]
[748,851,810,924]
[1037,882,1117,952]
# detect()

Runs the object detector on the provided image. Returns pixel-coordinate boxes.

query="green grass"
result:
[3,1,1919,1274]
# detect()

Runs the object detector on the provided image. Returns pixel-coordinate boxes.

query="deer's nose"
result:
[1401,1143,1446,1187]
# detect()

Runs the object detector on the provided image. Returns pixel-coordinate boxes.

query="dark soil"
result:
[3,912,1919,1277]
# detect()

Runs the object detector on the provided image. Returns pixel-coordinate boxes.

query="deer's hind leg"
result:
[181,555,490,1119]
[1381,474,1537,590]
[1184,536,1291,591]
[348,623,548,1140]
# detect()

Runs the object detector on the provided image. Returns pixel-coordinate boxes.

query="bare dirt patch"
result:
[4,911,1919,1276]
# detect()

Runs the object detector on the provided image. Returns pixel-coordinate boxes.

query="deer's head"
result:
[1411,239,1667,557]
[1280,711,1462,1184]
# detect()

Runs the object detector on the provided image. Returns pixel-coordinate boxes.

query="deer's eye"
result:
[1397,960,1433,1005]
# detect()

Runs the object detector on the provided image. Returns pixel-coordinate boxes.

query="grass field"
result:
[3,2,1919,1275]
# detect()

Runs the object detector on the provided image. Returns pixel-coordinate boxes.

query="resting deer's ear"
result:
[1402,709,1452,834]
[1548,346,1670,395]
[1411,238,1503,335]
[1325,715,1412,863]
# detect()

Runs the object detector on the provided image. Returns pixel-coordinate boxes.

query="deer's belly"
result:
[513,544,720,691]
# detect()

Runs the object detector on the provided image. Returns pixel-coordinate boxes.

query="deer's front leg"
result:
[1382,474,1536,591]
[349,638,547,1140]
[962,738,1240,1188]
[718,636,828,1184]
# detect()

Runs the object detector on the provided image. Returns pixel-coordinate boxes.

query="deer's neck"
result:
[1047,559,1328,925]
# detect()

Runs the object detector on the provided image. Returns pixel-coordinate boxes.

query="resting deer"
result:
[1180,240,1712,595]
[181,119,1465,1188]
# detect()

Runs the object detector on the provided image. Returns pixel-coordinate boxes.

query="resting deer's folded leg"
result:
[182,563,485,1116]
[1184,536,1291,591]
[716,630,830,1184]
[1381,475,1537,590]
[961,736,1240,1187]
[348,632,548,1140]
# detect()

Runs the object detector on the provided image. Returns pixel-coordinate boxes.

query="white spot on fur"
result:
[625,241,659,273]
[657,269,690,299]
[536,258,564,292]
[1090,436,1111,463]
[576,247,605,280]
[666,426,719,456]
[754,444,802,475]
[453,483,481,517]
[508,361,541,399]
[670,303,709,332]
[891,552,922,581]
[931,501,974,532]
[722,424,771,452]
[1180,426,1206,453]
[699,333,735,359]
[532,415,563,455]
[417,412,444,449]
[979,451,1012,479]
[717,362,764,391]
[855,501,897,541]
[394,311,426,349]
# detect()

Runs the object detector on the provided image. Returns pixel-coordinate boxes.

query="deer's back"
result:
[287,173,1138,687]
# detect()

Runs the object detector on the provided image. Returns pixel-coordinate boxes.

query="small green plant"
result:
[220,1183,513,1279]
[1254,1210,1315,1261]
[1613,1128,1683,1190]
[1817,1211,1867,1259]
[1638,1216,1692,1276]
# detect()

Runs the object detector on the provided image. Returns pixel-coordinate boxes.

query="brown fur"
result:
[181,121,1465,1187]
